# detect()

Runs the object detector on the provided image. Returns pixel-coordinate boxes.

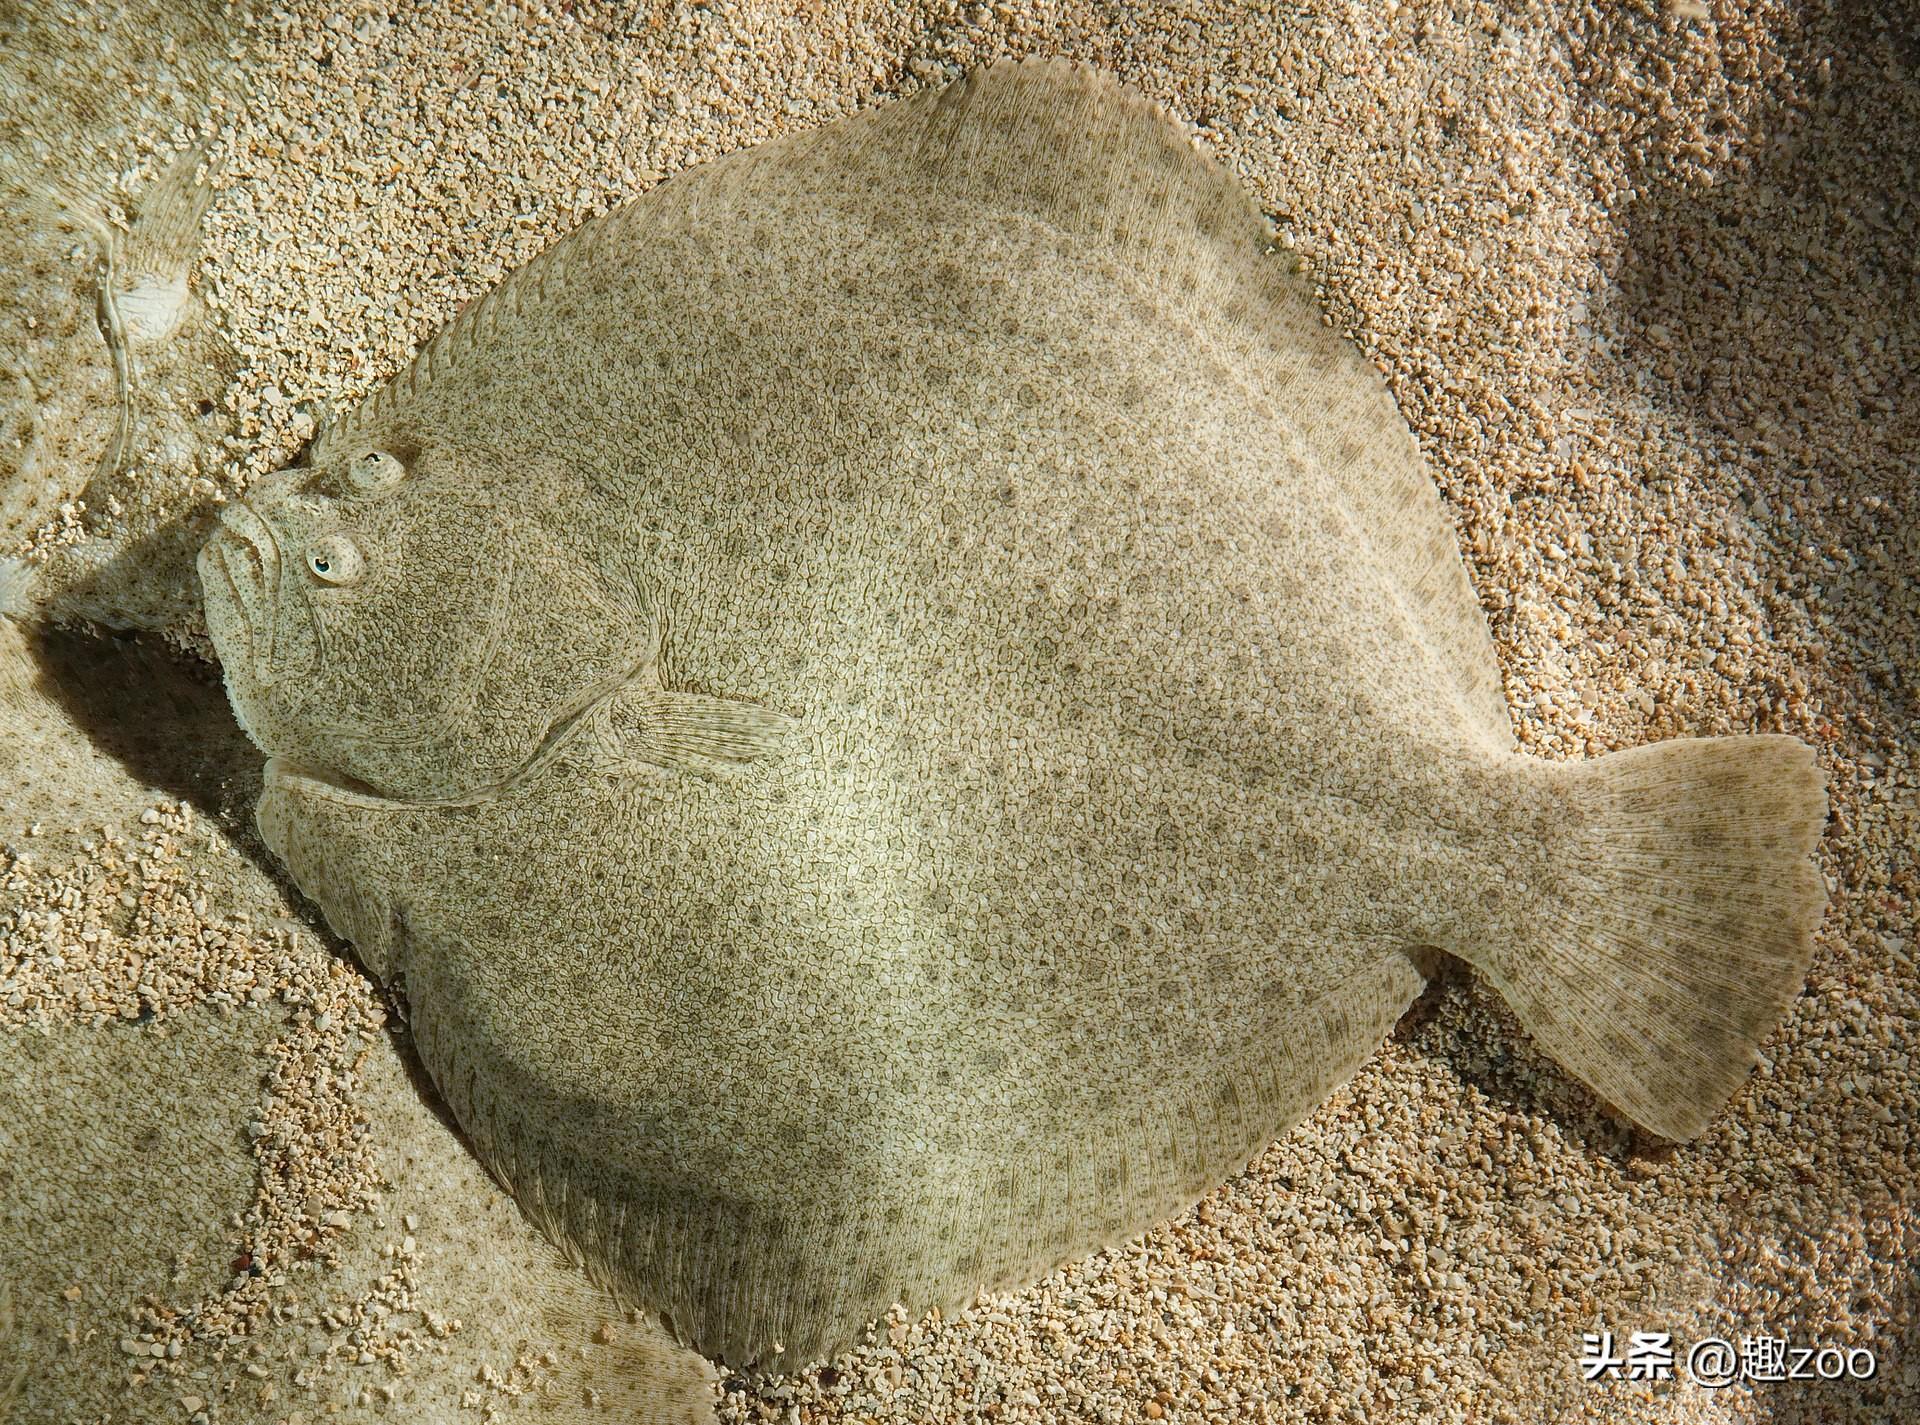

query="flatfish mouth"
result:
[197,503,281,673]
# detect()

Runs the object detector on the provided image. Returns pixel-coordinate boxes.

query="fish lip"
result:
[217,498,282,587]
[195,537,245,649]
[203,498,282,677]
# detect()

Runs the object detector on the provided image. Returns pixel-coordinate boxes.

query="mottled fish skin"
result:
[1,0,247,647]
[206,60,1828,1371]
[1,142,239,648]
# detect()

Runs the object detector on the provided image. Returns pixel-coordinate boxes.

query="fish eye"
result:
[346,449,405,496]
[305,534,365,586]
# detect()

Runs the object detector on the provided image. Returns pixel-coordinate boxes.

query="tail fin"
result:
[1455,735,1827,1141]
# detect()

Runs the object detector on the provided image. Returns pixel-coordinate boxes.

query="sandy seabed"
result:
[1,2,1913,1423]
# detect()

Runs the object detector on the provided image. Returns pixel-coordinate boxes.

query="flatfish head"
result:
[198,438,652,804]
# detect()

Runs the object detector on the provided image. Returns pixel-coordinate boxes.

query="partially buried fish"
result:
[198,59,1828,1370]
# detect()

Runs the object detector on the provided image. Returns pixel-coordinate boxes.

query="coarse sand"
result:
[1,2,1913,1423]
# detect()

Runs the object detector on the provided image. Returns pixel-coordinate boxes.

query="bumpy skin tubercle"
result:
[206,59,1828,1371]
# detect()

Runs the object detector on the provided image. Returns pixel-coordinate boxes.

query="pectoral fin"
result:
[576,684,797,779]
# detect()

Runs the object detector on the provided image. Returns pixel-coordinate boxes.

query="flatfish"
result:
[198,59,1828,1369]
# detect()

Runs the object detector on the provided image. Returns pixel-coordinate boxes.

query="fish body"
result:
[202,61,1828,1369]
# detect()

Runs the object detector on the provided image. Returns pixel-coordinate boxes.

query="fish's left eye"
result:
[306,534,365,586]
[346,449,405,496]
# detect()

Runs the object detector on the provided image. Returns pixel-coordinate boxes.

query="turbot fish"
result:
[198,59,1828,1369]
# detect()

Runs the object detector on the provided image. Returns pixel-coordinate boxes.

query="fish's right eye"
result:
[346,450,405,496]
[305,534,365,586]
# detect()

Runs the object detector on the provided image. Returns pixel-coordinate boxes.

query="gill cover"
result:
[200,439,654,803]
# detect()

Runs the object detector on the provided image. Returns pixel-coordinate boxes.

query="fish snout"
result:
[213,499,281,598]
[200,497,284,676]
[216,494,277,546]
